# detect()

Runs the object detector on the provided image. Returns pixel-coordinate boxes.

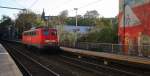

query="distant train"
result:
[22,27,59,50]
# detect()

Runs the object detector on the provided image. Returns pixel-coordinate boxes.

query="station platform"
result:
[0,44,23,76]
[60,47,150,68]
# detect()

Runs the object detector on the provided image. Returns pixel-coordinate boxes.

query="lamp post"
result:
[74,8,78,28]
[123,0,126,45]
[123,0,127,54]
[74,8,78,47]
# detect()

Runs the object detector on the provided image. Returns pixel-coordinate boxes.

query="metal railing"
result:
[60,42,150,58]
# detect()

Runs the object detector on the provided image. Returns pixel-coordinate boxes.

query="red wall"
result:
[119,1,150,44]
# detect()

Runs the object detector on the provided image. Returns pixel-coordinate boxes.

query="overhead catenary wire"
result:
[55,0,74,9]
[78,0,103,9]
[2,0,103,17]
[49,0,103,17]
[50,0,74,15]
[0,6,26,11]
[67,0,103,13]
[28,0,39,9]
[12,0,26,8]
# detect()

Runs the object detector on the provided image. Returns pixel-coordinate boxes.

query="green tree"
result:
[47,16,60,27]
[15,10,37,31]
[84,10,99,19]
[78,17,118,43]
[15,10,45,38]
[0,15,13,28]
[0,15,14,39]
[59,10,68,25]
[65,10,99,26]
[57,25,76,46]
[78,27,117,43]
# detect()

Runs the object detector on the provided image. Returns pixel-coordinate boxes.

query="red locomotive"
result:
[22,27,59,50]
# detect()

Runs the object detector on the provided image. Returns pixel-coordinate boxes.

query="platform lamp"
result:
[123,0,127,54]
[74,8,78,47]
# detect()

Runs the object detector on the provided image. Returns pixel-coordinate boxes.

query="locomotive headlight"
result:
[50,40,56,42]
[45,40,56,43]
[45,40,50,43]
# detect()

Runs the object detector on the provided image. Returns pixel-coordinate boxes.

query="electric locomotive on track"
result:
[22,27,59,50]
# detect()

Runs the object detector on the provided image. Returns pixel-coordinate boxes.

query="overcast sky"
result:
[0,0,119,19]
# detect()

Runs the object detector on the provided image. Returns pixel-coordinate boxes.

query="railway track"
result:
[60,55,137,75]
[3,42,101,76]
[58,55,144,76]
[2,41,149,76]
[3,42,60,76]
[59,52,150,76]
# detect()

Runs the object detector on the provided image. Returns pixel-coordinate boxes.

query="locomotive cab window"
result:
[23,33,27,36]
[27,32,29,36]
[32,31,36,36]
[43,29,49,35]
[51,31,57,35]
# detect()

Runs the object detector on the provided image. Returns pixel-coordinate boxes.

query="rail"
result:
[2,43,32,76]
[4,42,60,76]
[14,47,60,76]
[59,55,141,76]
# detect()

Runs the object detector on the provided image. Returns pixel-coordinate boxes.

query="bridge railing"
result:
[60,42,150,58]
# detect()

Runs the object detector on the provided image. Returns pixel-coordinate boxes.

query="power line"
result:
[67,0,103,13]
[0,0,26,10]
[29,0,39,8]
[0,6,26,11]
[58,0,74,8]
[12,0,25,8]
[51,0,74,13]
[78,0,103,9]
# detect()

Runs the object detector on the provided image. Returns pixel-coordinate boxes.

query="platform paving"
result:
[60,47,150,65]
[0,44,22,76]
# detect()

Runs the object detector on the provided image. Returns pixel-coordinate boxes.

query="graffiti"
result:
[119,0,146,12]
[119,0,150,55]
[120,5,141,27]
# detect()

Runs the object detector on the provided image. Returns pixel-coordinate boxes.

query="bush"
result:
[78,27,118,43]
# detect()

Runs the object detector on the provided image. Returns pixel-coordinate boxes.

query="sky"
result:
[0,0,119,19]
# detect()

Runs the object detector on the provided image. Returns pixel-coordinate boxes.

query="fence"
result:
[60,42,150,58]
